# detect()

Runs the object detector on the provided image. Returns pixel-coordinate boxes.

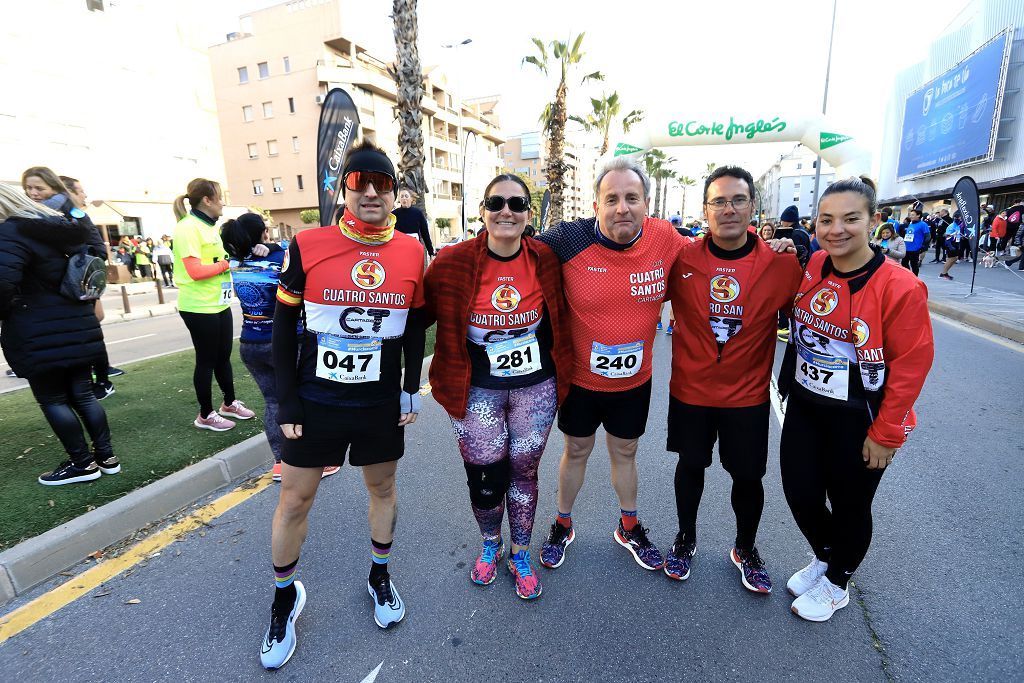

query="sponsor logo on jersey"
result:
[351,259,386,290]
[852,317,869,347]
[491,284,521,312]
[709,274,740,303]
[810,288,839,315]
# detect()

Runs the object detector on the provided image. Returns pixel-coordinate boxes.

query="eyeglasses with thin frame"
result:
[343,171,396,194]
[484,195,531,213]
[704,197,752,212]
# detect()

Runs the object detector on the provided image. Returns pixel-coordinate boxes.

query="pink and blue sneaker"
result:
[508,549,542,599]
[470,538,504,585]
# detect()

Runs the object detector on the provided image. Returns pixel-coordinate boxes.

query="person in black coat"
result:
[0,186,120,485]
[393,188,434,267]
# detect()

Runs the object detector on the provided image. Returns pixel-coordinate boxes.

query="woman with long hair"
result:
[778,177,933,622]
[0,185,120,484]
[424,173,572,599]
[869,224,906,263]
[172,178,254,431]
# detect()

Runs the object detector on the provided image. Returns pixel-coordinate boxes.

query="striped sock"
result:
[621,509,638,532]
[556,511,573,529]
[273,558,298,606]
[370,539,392,580]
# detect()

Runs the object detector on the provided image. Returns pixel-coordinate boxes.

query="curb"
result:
[0,354,434,607]
[928,299,1024,344]
[0,436,273,605]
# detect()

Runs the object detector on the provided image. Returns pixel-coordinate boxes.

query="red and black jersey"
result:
[782,249,934,448]
[537,216,688,392]
[668,234,802,407]
[276,226,425,407]
[465,247,555,389]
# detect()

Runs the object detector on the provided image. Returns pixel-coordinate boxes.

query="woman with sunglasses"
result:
[424,174,571,600]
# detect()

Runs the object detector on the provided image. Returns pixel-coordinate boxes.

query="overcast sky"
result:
[211,0,971,186]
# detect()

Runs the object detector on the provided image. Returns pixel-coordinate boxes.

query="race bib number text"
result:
[590,341,643,378]
[316,335,382,383]
[795,344,850,401]
[487,333,542,378]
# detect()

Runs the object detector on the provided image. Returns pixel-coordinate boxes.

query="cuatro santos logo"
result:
[351,259,386,290]
[491,284,521,312]
[709,275,740,303]
[852,317,870,348]
[811,288,839,316]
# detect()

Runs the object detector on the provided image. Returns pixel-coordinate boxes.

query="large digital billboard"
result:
[897,28,1013,181]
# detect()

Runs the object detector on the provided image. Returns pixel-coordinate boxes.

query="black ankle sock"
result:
[274,582,296,607]
[369,561,389,582]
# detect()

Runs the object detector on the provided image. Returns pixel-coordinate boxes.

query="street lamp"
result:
[442,38,471,237]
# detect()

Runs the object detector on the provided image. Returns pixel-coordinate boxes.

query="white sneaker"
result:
[790,575,849,622]
[787,556,829,596]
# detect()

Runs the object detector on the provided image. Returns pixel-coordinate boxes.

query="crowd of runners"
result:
[0,140,936,671]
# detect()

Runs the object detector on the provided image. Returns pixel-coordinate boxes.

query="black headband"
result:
[343,148,396,184]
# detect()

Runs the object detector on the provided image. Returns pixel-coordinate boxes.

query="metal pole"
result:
[812,0,837,209]
[442,38,472,239]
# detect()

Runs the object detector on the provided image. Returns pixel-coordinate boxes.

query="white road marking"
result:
[105,334,156,346]
[360,661,384,683]
[930,314,1024,353]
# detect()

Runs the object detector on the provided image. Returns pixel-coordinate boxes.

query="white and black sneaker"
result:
[93,381,115,401]
[38,460,102,486]
[260,581,306,670]
[367,572,405,628]
[93,453,121,475]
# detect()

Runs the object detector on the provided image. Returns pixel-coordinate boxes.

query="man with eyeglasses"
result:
[662,166,802,593]
[537,157,689,573]
[260,140,426,670]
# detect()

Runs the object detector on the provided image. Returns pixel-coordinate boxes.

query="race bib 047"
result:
[315,334,382,383]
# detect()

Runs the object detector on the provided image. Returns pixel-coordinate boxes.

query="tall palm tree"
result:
[677,175,697,219]
[703,161,718,178]
[390,0,427,212]
[569,91,644,156]
[642,149,677,218]
[523,34,603,225]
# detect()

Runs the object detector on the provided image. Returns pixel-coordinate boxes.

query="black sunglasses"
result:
[484,195,531,213]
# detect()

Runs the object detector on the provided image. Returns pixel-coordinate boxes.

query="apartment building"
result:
[208,0,505,242]
[502,131,599,222]
[756,145,836,221]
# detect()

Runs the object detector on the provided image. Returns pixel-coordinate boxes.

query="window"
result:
[297,174,304,190]
[258,62,269,79]
[238,66,249,84]
[796,163,802,170]
[247,142,258,159]
[252,179,263,196]
[292,136,300,153]
[242,105,254,122]
[262,101,273,118]
[283,56,291,73]
[793,181,800,188]
[272,177,283,193]
[793,196,800,202]
[267,139,279,156]
[288,97,295,114]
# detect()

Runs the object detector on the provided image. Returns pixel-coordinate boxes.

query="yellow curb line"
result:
[0,473,275,644]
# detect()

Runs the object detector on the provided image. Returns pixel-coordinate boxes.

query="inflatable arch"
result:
[607,112,872,178]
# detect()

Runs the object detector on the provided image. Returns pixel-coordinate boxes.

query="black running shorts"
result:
[281,398,404,468]
[557,380,652,440]
[666,398,770,480]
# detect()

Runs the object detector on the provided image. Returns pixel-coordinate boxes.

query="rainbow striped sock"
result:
[274,558,298,603]
[370,538,392,579]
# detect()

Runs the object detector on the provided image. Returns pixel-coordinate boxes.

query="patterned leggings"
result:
[449,378,557,547]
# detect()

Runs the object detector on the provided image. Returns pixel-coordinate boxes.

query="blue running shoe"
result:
[665,326,674,335]
[540,522,575,569]
[471,538,504,585]
[368,573,405,628]
[731,546,773,594]
[656,320,663,331]
[664,533,696,581]
[508,550,542,599]
[260,581,306,670]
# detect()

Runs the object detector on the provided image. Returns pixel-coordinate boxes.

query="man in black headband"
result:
[260,139,427,670]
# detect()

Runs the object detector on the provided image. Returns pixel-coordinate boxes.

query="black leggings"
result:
[901,250,921,275]
[28,365,112,467]
[180,308,235,416]
[780,392,884,589]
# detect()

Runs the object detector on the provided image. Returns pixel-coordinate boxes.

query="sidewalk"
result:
[918,258,1024,343]
[100,280,179,323]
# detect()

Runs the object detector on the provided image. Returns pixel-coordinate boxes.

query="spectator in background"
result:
[775,205,809,341]
[870,224,906,263]
[135,238,154,279]
[153,236,175,287]
[901,205,928,276]
[392,188,434,269]
[939,213,971,279]
[927,208,952,263]
[991,209,1007,256]
[1001,199,1023,254]
[759,222,775,241]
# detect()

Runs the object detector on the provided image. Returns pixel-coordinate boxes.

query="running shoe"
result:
[664,532,696,581]
[260,581,306,670]
[93,453,121,475]
[367,573,405,628]
[665,326,674,335]
[271,462,282,482]
[939,273,953,280]
[730,546,773,593]
[790,575,849,622]
[470,538,504,585]
[107,366,125,377]
[656,321,663,331]
[194,411,236,432]
[614,520,665,570]
[93,381,115,401]
[38,460,102,486]
[507,549,542,599]
[540,522,575,569]
[321,465,340,478]
[787,556,828,597]
[219,400,256,420]
[5,368,17,378]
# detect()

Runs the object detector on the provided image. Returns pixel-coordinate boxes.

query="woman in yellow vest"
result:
[172,178,254,431]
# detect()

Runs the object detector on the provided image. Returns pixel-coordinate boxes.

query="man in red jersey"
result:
[259,141,425,670]
[537,157,688,572]
[662,166,802,594]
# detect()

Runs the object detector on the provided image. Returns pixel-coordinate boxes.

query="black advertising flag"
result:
[952,176,980,294]
[316,88,360,227]
[540,189,551,230]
